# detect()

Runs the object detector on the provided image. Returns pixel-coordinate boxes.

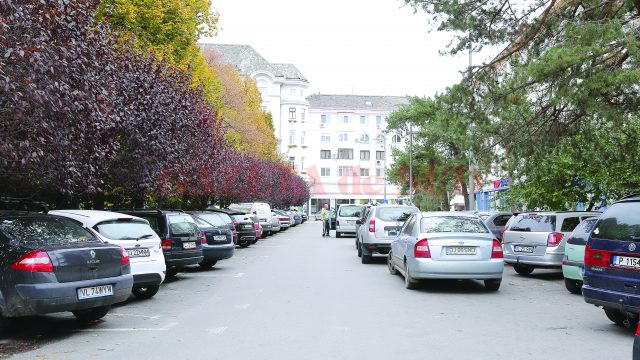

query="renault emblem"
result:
[90,250,96,258]
[629,243,637,252]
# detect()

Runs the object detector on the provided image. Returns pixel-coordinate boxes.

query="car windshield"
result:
[339,206,362,217]
[509,214,556,232]
[194,213,226,227]
[232,215,251,222]
[376,207,418,222]
[0,216,97,246]
[420,216,489,233]
[593,202,640,241]
[477,214,491,220]
[168,215,199,236]
[94,220,156,240]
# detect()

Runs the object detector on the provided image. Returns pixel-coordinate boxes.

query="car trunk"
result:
[426,234,493,261]
[374,220,404,241]
[46,242,124,283]
[203,226,232,244]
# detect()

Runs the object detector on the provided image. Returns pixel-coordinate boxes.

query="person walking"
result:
[321,204,330,237]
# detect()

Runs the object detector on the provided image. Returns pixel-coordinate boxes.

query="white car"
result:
[229,202,273,235]
[49,210,166,299]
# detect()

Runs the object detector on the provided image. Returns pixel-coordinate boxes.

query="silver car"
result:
[388,212,504,290]
[335,205,364,238]
[502,211,600,275]
[476,211,513,241]
[270,212,281,233]
[356,205,419,263]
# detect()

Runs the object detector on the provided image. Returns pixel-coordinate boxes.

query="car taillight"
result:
[120,247,130,266]
[233,221,240,225]
[368,219,375,232]
[636,317,640,336]
[491,239,503,259]
[584,245,610,268]
[547,232,564,247]
[161,239,172,252]
[337,220,340,226]
[200,231,207,245]
[415,239,431,258]
[11,250,53,272]
[254,223,259,230]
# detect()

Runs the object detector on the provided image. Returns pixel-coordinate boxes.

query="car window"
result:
[568,218,598,246]
[136,215,162,235]
[194,213,225,227]
[402,215,415,235]
[0,216,97,246]
[509,214,556,232]
[232,215,252,222]
[217,213,233,225]
[478,214,490,221]
[168,215,199,237]
[493,215,512,227]
[593,202,640,241]
[420,216,490,234]
[339,206,363,218]
[376,207,419,222]
[94,220,156,240]
[561,217,581,232]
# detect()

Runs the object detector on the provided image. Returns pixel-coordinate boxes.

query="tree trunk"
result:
[92,192,105,210]
[461,180,470,210]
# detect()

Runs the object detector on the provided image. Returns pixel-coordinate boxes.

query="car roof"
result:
[513,211,601,216]
[420,211,479,218]
[619,194,640,202]
[49,210,148,226]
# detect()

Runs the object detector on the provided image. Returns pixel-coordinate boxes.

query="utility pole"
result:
[383,134,387,202]
[467,46,476,211]
[409,125,413,205]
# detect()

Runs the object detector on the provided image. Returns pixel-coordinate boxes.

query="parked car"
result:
[116,209,203,277]
[355,205,373,248]
[583,195,640,329]
[274,211,291,230]
[335,205,364,238]
[288,210,301,226]
[476,211,513,241]
[356,205,419,263]
[502,211,600,275]
[270,212,282,232]
[230,213,257,247]
[0,211,134,330]
[251,215,262,243]
[301,212,308,222]
[229,203,273,236]
[388,212,504,290]
[204,208,238,244]
[188,212,235,269]
[50,210,165,299]
[561,217,599,294]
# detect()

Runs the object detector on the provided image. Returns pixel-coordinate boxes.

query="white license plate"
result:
[347,220,355,225]
[183,242,196,249]
[213,235,227,241]
[126,248,150,258]
[77,285,114,300]
[613,255,640,269]
[514,245,534,253]
[446,246,477,255]
[243,224,253,229]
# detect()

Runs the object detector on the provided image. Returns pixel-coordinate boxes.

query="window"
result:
[493,215,513,227]
[0,216,97,246]
[339,133,348,142]
[376,134,384,144]
[376,151,385,160]
[420,216,489,234]
[392,134,402,143]
[289,156,295,169]
[289,130,296,144]
[376,168,383,177]
[509,214,556,232]
[338,166,354,176]
[301,156,305,171]
[321,167,331,177]
[289,107,296,120]
[321,134,331,142]
[300,131,305,145]
[321,115,328,124]
[301,108,306,121]
[359,134,370,143]
[320,150,331,159]
[360,168,369,176]
[561,217,581,232]
[566,218,598,246]
[337,148,353,159]
[360,150,370,160]
[360,115,368,125]
[376,116,382,126]
[595,202,640,241]
[341,115,350,124]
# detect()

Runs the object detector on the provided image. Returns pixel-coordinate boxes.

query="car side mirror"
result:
[356,220,362,225]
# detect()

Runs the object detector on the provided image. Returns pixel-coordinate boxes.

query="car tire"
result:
[361,253,371,264]
[251,238,258,244]
[336,232,341,238]
[132,285,160,299]
[199,260,217,270]
[166,267,179,278]
[239,241,250,248]
[564,278,583,294]
[404,262,418,289]
[604,308,638,329]
[484,279,501,291]
[73,305,111,323]
[388,253,398,275]
[513,264,535,276]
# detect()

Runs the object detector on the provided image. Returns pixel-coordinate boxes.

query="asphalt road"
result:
[2,221,633,359]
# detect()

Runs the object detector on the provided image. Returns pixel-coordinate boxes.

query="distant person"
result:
[321,204,330,237]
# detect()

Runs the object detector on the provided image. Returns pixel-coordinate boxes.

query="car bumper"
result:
[260,222,272,231]
[165,251,204,269]
[203,243,234,261]
[408,258,503,280]
[503,252,564,267]
[583,285,640,313]
[361,243,391,255]
[131,260,166,286]
[8,274,134,317]
[336,225,356,233]
[562,260,583,281]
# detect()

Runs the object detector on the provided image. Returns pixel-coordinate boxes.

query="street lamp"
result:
[409,124,413,205]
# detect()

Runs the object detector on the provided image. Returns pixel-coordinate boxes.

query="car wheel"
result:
[361,253,371,264]
[513,264,535,276]
[564,278,583,294]
[388,253,398,275]
[132,285,160,299]
[251,238,258,244]
[73,305,111,323]
[604,308,638,329]
[404,262,418,289]
[199,260,217,270]
[239,241,250,248]
[166,267,179,278]
[484,279,501,291]
[357,243,362,258]
[336,232,341,238]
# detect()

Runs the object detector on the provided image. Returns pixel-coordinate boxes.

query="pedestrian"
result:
[321,203,330,237]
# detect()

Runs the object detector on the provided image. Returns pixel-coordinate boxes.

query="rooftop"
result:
[306,94,409,111]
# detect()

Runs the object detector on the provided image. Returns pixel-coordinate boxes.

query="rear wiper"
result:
[510,227,531,232]
[136,234,155,240]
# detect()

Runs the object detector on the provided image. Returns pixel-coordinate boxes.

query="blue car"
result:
[583,194,640,329]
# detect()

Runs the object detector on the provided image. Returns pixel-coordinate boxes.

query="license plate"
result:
[213,235,227,241]
[243,224,252,229]
[183,242,196,249]
[347,220,355,225]
[612,255,640,269]
[77,285,113,300]
[446,246,477,255]
[126,248,150,258]
[514,245,534,253]
[387,231,398,236]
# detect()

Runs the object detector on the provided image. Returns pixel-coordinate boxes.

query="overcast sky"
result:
[200,0,475,97]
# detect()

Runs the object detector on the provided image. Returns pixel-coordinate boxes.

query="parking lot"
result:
[1,221,632,359]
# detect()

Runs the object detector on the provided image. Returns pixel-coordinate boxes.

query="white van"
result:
[229,203,273,235]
